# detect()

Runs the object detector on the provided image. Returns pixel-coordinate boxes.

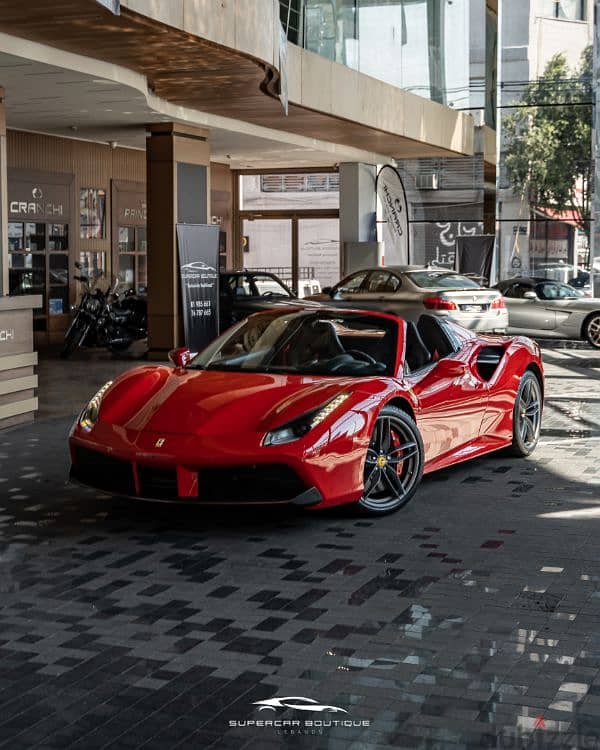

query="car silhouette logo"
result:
[155,438,166,448]
[181,261,216,273]
[252,697,348,713]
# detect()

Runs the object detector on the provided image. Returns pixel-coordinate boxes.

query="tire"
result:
[584,313,600,349]
[357,405,424,516]
[60,319,89,359]
[507,370,543,457]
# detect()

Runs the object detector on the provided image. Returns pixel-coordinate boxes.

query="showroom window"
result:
[80,187,106,239]
[542,0,585,20]
[8,221,70,330]
[295,0,469,109]
[118,225,147,294]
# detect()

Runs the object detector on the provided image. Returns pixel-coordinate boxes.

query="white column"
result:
[339,162,380,273]
[0,87,7,296]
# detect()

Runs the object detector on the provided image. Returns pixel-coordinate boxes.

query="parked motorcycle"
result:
[61,263,147,358]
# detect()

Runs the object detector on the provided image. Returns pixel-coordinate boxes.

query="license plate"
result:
[462,304,483,312]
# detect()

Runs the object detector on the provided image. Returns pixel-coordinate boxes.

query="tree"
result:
[503,47,592,243]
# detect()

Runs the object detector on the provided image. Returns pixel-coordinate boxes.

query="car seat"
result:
[417,315,456,360]
[404,322,431,372]
[287,319,346,366]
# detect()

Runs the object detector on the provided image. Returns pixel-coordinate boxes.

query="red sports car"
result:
[69,309,544,516]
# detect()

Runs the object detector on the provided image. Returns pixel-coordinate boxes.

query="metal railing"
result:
[246,266,316,280]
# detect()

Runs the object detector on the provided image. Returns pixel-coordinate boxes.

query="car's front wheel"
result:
[508,371,542,457]
[584,313,600,349]
[358,406,424,516]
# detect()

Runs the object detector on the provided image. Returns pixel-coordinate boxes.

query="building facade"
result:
[0,0,481,425]
[497,0,593,279]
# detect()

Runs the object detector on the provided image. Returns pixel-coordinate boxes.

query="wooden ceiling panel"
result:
[0,0,461,159]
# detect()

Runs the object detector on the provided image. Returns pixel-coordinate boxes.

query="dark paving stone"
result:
[0,344,598,747]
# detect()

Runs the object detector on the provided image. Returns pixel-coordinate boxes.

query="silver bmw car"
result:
[494,276,600,349]
[308,266,508,333]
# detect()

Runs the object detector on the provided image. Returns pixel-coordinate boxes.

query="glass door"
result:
[241,218,294,290]
[298,217,340,296]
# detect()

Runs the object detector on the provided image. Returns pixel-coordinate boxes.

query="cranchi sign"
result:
[9,186,65,220]
[376,165,410,264]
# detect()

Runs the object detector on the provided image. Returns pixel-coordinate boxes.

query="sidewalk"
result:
[0,342,598,749]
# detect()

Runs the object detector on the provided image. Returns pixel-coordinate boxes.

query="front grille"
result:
[199,464,306,503]
[71,446,135,496]
[138,466,179,500]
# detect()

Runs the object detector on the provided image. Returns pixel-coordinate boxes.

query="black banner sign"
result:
[455,235,495,286]
[176,224,220,353]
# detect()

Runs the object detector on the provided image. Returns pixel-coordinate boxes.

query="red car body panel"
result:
[69,310,544,509]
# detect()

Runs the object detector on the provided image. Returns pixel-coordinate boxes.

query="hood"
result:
[100,367,360,436]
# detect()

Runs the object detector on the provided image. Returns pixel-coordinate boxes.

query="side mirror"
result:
[523,291,538,300]
[168,347,192,368]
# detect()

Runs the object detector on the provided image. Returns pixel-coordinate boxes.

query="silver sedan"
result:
[494,277,600,349]
[308,266,508,333]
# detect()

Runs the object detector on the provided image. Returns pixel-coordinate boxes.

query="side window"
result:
[336,271,368,294]
[536,282,571,300]
[228,276,251,297]
[365,271,401,293]
[366,270,392,292]
[554,283,578,299]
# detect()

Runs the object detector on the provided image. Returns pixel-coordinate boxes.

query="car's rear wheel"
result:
[508,371,542,457]
[358,406,424,515]
[584,313,600,349]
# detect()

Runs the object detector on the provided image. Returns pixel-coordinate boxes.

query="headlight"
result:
[263,393,350,446]
[79,381,113,432]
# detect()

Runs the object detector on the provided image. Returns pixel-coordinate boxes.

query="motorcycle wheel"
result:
[61,319,89,359]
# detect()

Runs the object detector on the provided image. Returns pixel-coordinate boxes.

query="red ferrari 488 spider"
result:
[69,309,544,515]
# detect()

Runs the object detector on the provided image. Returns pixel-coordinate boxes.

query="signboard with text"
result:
[176,224,220,353]
[376,165,410,264]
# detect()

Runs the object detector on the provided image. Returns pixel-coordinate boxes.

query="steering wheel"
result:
[261,291,275,298]
[347,349,377,365]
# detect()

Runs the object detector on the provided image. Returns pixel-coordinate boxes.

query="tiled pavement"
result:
[0,343,599,749]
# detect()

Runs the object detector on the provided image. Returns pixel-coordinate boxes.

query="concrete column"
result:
[339,162,378,274]
[146,123,210,358]
[0,87,8,296]
[339,162,377,244]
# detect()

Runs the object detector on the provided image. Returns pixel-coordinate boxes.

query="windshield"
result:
[224,273,293,298]
[408,271,481,290]
[189,310,398,376]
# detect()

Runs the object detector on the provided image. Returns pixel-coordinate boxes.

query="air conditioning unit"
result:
[416,173,439,190]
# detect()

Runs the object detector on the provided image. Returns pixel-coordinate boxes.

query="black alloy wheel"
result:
[584,313,600,349]
[508,370,542,457]
[358,405,424,515]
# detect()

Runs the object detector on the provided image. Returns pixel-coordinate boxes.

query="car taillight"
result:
[491,297,506,310]
[423,296,458,311]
